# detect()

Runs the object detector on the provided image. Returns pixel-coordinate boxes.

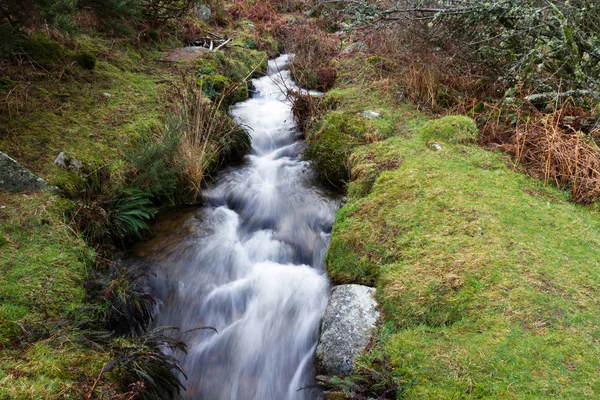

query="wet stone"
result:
[316,284,379,376]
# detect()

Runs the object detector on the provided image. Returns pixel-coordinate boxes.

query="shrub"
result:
[504,107,600,204]
[125,122,182,205]
[335,0,600,106]
[106,327,187,400]
[88,259,155,335]
[176,89,251,197]
[284,22,339,91]
[1,0,77,31]
[142,0,196,24]
[75,50,96,70]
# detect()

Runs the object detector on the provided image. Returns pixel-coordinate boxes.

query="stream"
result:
[137,55,339,399]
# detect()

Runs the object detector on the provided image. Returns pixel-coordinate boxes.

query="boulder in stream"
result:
[0,151,48,191]
[316,284,379,376]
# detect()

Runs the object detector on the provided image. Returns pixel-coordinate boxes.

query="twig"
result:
[213,38,232,52]
[244,56,267,82]
[85,363,107,400]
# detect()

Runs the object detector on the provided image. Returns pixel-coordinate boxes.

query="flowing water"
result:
[138,55,339,399]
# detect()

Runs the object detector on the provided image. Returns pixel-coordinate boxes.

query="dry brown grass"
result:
[283,21,339,91]
[229,0,279,24]
[288,89,330,133]
[363,26,499,112]
[176,86,245,198]
[499,107,600,204]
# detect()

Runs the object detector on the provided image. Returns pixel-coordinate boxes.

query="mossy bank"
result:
[0,10,278,398]
[303,52,600,398]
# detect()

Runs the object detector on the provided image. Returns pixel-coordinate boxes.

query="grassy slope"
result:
[313,55,600,398]
[0,20,274,398]
[0,191,108,398]
[0,34,174,399]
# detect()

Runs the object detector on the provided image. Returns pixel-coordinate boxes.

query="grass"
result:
[324,117,600,397]
[0,20,274,398]
[0,190,109,398]
[304,51,600,398]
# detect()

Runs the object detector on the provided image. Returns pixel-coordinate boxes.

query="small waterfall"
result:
[139,55,339,399]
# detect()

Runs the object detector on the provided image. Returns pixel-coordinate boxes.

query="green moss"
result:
[0,342,107,399]
[305,111,368,187]
[14,36,68,65]
[198,73,232,98]
[420,115,478,144]
[0,192,90,348]
[230,81,249,103]
[365,55,395,72]
[325,114,600,397]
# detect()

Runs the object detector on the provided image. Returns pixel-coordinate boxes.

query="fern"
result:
[109,188,157,241]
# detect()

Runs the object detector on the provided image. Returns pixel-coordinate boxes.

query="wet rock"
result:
[54,152,83,171]
[342,41,368,54]
[316,284,379,376]
[363,110,381,118]
[0,151,48,191]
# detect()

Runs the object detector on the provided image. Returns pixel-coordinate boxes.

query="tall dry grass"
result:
[174,86,248,198]
[501,107,600,204]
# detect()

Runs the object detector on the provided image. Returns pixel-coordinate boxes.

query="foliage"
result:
[1,0,200,33]
[142,0,197,23]
[503,106,600,203]
[125,122,183,205]
[325,0,600,105]
[284,21,339,91]
[87,259,155,335]
[0,0,78,32]
[109,188,157,241]
[108,327,187,400]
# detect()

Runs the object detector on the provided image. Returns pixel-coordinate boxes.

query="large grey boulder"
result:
[316,284,380,376]
[0,151,48,191]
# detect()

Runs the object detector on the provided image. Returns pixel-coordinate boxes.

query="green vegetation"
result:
[314,92,600,397]
[304,85,410,188]
[0,1,281,396]
[0,191,108,398]
[327,117,600,397]
[288,32,600,396]
[321,0,600,106]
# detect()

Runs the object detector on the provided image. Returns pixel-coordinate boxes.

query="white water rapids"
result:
[142,55,339,399]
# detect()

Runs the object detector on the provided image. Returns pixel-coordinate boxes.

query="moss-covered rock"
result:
[197,74,231,99]
[420,115,478,144]
[15,37,67,66]
[305,111,368,188]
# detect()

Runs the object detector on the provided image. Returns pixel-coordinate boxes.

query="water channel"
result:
[136,55,339,399]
